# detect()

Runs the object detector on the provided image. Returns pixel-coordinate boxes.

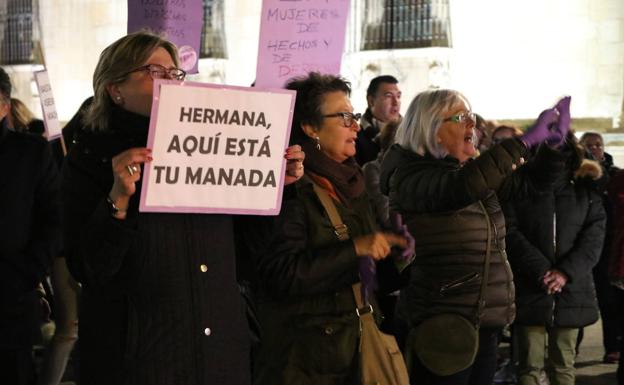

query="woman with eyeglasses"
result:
[253,72,411,385]
[61,32,304,385]
[379,89,571,384]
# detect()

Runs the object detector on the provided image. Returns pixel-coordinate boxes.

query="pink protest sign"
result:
[127,0,203,74]
[255,0,351,88]
[139,80,296,215]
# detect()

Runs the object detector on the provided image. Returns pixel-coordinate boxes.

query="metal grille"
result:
[199,0,227,59]
[360,0,451,51]
[0,0,36,64]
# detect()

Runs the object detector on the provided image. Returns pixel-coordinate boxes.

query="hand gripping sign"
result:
[140,80,295,215]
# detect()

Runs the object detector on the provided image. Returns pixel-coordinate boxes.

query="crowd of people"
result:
[1,31,624,385]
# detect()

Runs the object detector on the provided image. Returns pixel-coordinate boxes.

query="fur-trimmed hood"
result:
[575,158,602,180]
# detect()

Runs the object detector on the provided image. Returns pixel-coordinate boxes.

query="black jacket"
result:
[504,145,605,327]
[253,176,378,385]
[355,113,381,166]
[0,120,62,348]
[62,106,250,385]
[380,139,530,328]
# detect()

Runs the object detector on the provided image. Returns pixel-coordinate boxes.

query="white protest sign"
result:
[34,70,62,140]
[139,80,296,215]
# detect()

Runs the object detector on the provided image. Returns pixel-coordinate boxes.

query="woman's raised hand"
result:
[284,145,305,185]
[353,232,408,261]
[109,147,153,210]
[520,96,571,149]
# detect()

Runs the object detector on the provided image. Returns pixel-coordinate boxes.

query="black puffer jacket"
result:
[503,143,605,327]
[380,138,539,328]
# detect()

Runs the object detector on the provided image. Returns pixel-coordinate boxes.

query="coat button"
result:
[200,264,208,273]
[204,327,211,336]
[324,326,334,335]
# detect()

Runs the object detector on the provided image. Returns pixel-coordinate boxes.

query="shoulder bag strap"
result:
[310,179,351,241]
[309,179,371,315]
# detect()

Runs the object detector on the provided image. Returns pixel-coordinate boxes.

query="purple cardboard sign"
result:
[255,0,351,88]
[127,0,204,74]
[139,79,296,215]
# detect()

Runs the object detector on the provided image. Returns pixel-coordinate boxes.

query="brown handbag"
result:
[311,180,410,385]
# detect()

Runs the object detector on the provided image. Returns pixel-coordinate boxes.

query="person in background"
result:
[253,72,409,385]
[0,67,62,385]
[504,133,605,385]
[61,32,304,385]
[380,89,571,384]
[8,97,44,133]
[9,93,81,385]
[607,170,624,384]
[579,131,622,364]
[474,114,492,153]
[362,119,409,342]
[356,75,401,166]
[491,125,524,146]
[363,119,400,230]
[580,132,618,174]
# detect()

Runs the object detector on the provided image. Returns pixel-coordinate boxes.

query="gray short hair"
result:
[394,89,470,158]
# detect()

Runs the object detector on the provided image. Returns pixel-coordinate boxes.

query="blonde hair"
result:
[394,89,471,158]
[10,98,35,131]
[83,31,179,131]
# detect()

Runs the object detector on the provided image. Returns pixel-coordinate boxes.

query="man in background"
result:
[356,75,401,165]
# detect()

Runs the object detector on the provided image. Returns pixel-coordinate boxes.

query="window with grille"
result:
[360,0,451,51]
[199,0,227,59]
[0,0,40,65]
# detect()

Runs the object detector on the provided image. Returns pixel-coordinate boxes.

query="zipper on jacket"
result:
[439,273,480,295]
[553,212,557,257]
[550,212,557,327]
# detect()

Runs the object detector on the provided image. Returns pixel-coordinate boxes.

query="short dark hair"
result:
[366,75,398,98]
[285,72,351,144]
[0,67,12,101]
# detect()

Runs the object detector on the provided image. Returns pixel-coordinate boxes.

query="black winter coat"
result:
[253,176,379,385]
[62,106,250,385]
[380,139,531,329]
[504,146,605,327]
[0,120,62,348]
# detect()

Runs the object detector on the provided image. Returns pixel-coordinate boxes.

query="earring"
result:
[314,136,321,151]
[115,95,123,105]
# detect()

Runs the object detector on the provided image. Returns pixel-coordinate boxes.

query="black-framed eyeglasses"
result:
[322,112,362,128]
[125,64,186,81]
[443,111,476,124]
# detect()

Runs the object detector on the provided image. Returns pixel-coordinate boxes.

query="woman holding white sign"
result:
[253,72,412,385]
[61,31,304,385]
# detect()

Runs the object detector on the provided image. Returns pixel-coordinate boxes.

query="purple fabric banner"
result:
[127,0,204,74]
[255,0,351,88]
